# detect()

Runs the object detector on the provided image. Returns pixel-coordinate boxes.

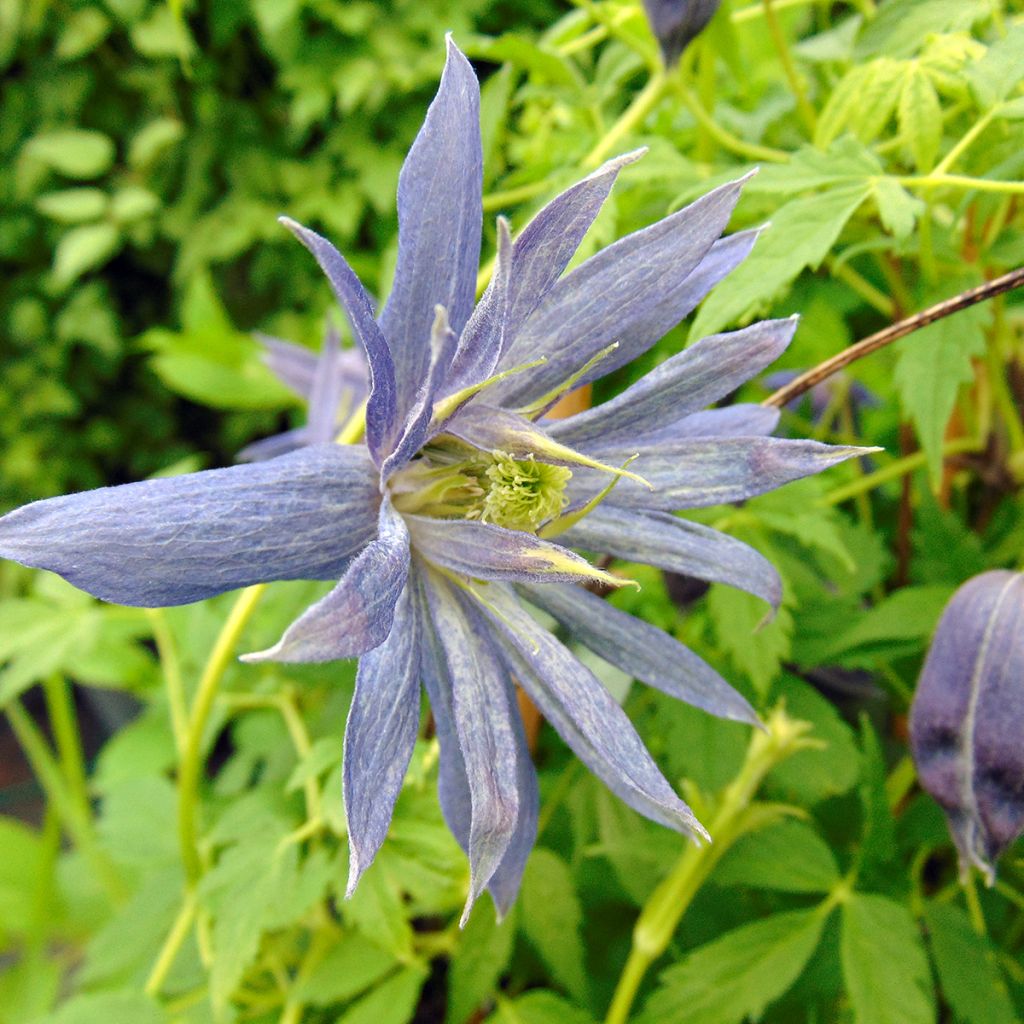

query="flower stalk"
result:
[604,707,819,1024]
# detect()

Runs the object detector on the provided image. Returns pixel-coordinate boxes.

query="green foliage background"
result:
[2,1,1024,1023]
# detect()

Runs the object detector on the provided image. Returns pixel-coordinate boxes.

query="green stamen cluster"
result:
[390,443,571,533]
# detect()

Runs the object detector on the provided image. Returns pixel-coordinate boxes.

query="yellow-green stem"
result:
[147,608,188,754]
[145,893,198,997]
[762,0,817,134]
[604,710,815,1024]
[42,675,90,814]
[585,69,667,168]
[177,583,268,884]
[674,80,789,163]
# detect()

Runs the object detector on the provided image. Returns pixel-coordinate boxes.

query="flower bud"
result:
[642,0,722,67]
[909,570,1024,883]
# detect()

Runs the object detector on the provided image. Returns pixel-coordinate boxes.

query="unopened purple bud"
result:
[909,570,1024,883]
[642,0,722,67]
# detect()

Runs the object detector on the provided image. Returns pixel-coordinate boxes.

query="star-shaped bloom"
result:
[0,38,867,922]
[238,327,368,461]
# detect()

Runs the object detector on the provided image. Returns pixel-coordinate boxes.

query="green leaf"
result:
[467,34,580,89]
[752,138,882,194]
[690,182,871,338]
[110,186,160,224]
[23,130,116,179]
[55,8,110,60]
[924,902,1016,1024]
[713,819,840,894]
[35,992,165,1024]
[520,849,589,1004]
[128,118,185,168]
[638,908,829,1024]
[294,932,398,1007]
[447,903,517,1024]
[817,61,904,149]
[899,66,942,173]
[707,584,793,697]
[969,23,1024,107]
[893,278,991,486]
[52,222,121,288]
[0,818,49,936]
[35,188,109,224]
[485,992,596,1024]
[334,965,427,1024]
[841,894,935,1024]
[857,716,898,881]
[855,0,989,60]
[873,178,924,239]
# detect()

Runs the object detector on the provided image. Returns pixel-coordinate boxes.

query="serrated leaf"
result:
[968,23,1024,107]
[899,67,942,172]
[294,932,397,1006]
[893,285,990,486]
[691,182,871,338]
[638,907,829,1024]
[873,178,924,239]
[520,849,589,1004]
[484,991,596,1024]
[713,819,840,894]
[855,0,988,60]
[752,138,882,194]
[334,965,426,1024]
[707,584,793,697]
[447,904,517,1024]
[923,902,1016,1024]
[817,61,903,148]
[841,894,935,1024]
[857,716,897,881]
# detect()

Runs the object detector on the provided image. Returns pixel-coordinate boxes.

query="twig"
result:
[763,267,1024,408]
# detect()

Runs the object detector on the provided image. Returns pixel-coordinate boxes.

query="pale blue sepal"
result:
[380,35,482,420]
[665,404,780,440]
[241,496,409,663]
[278,217,399,465]
[549,318,797,449]
[414,569,537,920]
[0,444,379,607]
[491,177,753,408]
[566,438,873,511]
[343,580,422,897]
[406,515,624,589]
[518,582,760,727]
[561,504,781,610]
[483,584,708,840]
[423,571,522,925]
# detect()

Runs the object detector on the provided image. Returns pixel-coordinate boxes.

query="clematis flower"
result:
[0,38,867,922]
[238,327,368,461]
[910,571,1024,884]
[642,0,722,66]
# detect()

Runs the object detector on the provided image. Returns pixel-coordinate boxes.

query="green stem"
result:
[148,608,188,754]
[177,584,267,884]
[897,173,1024,196]
[145,893,197,997]
[818,437,982,506]
[932,107,998,177]
[762,0,817,134]
[674,80,789,163]
[585,68,668,168]
[483,178,556,213]
[6,699,127,903]
[42,675,89,814]
[604,709,817,1024]
[831,261,896,317]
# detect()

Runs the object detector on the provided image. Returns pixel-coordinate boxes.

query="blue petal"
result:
[550,318,797,449]
[663,404,780,440]
[519,581,759,726]
[415,569,538,919]
[381,36,482,420]
[423,570,524,924]
[567,438,871,510]
[483,584,706,838]
[382,306,460,480]
[279,218,399,465]
[242,497,409,663]
[561,504,781,609]
[237,427,312,463]
[406,515,622,588]
[0,444,379,607]
[492,180,753,408]
[343,580,422,896]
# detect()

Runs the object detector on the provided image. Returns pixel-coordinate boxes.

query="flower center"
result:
[390,442,570,533]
